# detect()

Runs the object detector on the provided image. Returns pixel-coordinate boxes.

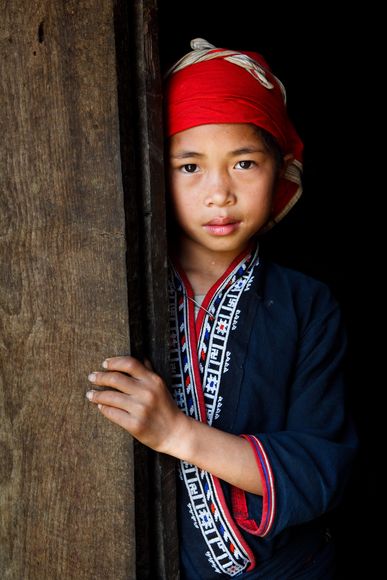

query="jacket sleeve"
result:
[231,293,358,538]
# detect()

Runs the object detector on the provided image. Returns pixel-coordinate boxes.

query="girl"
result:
[86,39,357,578]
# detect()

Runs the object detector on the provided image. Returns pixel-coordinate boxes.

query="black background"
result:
[158,2,380,577]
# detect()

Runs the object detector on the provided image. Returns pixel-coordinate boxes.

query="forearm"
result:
[162,412,263,495]
[86,357,263,495]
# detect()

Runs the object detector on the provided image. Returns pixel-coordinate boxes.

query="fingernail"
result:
[88,373,97,382]
[86,390,95,400]
[98,404,103,410]
[102,360,108,369]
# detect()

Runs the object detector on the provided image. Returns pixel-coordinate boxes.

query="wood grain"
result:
[113,1,180,577]
[0,1,135,577]
[130,2,180,578]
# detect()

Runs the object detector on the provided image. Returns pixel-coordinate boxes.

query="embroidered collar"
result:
[167,244,260,576]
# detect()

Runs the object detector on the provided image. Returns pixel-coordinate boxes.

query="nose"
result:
[204,169,236,207]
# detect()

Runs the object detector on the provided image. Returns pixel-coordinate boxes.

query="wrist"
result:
[159,411,195,460]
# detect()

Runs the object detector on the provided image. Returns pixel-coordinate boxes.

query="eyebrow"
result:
[230,147,267,156]
[170,147,267,159]
[170,151,205,159]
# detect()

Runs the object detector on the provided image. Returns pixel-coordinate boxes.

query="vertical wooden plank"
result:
[113,1,179,578]
[0,1,135,578]
[130,3,179,579]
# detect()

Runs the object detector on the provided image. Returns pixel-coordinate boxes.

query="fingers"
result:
[86,355,159,407]
[86,383,157,443]
[97,405,132,430]
[86,388,130,410]
[102,355,150,379]
[88,370,135,395]
[97,403,143,435]
[85,356,181,452]
[86,355,165,443]
[87,356,153,394]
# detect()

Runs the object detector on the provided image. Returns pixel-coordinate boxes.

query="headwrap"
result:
[164,39,303,229]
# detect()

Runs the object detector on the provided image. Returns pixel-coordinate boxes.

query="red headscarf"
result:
[164,39,303,229]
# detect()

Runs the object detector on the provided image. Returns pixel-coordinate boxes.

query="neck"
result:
[171,236,252,295]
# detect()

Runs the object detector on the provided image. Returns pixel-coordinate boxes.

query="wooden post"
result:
[130,3,179,578]
[0,1,177,577]
[113,1,179,577]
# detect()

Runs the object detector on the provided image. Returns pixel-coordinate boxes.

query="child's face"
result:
[168,123,278,259]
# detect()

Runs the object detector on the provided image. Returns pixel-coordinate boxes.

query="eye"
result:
[181,163,199,173]
[235,160,255,170]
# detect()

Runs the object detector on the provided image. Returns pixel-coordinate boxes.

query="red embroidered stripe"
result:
[231,434,276,537]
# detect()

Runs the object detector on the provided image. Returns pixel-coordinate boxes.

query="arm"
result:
[86,356,263,495]
[229,292,358,538]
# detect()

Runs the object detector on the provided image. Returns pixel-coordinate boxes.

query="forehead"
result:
[169,123,266,152]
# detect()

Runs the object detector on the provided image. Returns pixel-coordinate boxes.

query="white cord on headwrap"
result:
[166,38,287,104]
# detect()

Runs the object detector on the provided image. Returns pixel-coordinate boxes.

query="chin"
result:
[204,238,251,254]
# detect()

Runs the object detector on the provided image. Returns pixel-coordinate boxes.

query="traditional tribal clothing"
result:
[168,246,356,578]
[165,38,356,577]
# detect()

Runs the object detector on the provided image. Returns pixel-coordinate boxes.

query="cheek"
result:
[243,183,274,211]
[169,175,197,212]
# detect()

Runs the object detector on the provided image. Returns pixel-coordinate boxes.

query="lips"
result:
[203,217,241,236]
[205,217,237,226]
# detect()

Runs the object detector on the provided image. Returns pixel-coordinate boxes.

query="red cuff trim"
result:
[231,435,276,537]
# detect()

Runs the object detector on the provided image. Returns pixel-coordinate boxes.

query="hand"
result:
[86,357,263,494]
[86,356,186,454]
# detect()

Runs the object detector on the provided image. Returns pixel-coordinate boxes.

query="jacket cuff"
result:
[231,434,276,537]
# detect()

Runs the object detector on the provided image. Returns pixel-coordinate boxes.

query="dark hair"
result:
[251,125,283,172]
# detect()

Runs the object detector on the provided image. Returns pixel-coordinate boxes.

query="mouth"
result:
[203,217,241,236]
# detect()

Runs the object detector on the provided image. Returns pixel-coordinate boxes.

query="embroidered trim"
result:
[231,435,276,537]
[169,248,260,576]
[180,462,253,575]
[197,258,257,425]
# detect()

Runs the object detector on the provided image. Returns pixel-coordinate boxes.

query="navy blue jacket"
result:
[169,252,357,579]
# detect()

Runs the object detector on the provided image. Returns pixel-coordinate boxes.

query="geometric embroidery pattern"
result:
[168,247,260,576]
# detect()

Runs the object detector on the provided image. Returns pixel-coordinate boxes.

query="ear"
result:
[280,153,294,177]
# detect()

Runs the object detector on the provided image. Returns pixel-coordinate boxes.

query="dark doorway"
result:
[158,3,377,577]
